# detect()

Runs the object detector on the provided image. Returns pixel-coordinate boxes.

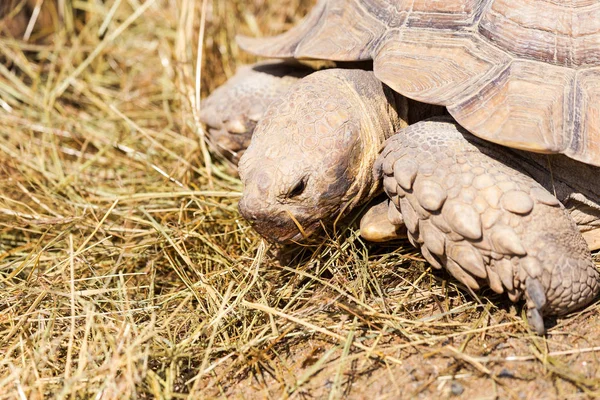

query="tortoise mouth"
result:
[277,220,323,244]
[249,216,322,244]
[239,200,323,244]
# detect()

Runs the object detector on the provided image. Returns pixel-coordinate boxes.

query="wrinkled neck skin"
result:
[238,68,405,243]
[342,72,408,214]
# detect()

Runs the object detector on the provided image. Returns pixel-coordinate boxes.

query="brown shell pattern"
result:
[238,0,600,166]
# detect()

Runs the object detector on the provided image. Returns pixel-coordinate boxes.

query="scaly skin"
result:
[374,118,600,334]
[200,61,311,165]
[238,68,410,243]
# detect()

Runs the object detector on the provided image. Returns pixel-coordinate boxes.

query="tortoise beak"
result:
[238,201,300,243]
[238,190,321,244]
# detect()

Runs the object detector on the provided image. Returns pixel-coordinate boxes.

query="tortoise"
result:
[206,0,600,333]
[233,65,600,334]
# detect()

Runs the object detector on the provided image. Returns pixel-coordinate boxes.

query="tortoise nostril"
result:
[255,171,272,191]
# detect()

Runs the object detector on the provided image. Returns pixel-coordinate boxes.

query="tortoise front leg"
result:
[375,118,600,334]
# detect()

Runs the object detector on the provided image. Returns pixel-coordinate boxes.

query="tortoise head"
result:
[238,69,389,243]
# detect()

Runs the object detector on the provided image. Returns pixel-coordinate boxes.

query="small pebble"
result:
[451,381,464,396]
[498,368,514,378]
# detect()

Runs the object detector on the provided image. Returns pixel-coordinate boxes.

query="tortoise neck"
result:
[338,80,405,216]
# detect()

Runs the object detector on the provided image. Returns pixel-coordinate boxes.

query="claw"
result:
[526,307,546,335]
[526,277,547,334]
[526,277,547,311]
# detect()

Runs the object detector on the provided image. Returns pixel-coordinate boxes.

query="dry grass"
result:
[2,1,600,398]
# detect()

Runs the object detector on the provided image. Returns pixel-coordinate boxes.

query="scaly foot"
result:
[375,118,600,334]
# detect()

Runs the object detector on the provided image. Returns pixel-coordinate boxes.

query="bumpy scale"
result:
[374,118,600,334]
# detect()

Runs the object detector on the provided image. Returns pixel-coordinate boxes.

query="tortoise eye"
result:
[287,177,307,198]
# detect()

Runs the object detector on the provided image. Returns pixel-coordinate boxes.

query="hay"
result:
[1,0,600,398]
